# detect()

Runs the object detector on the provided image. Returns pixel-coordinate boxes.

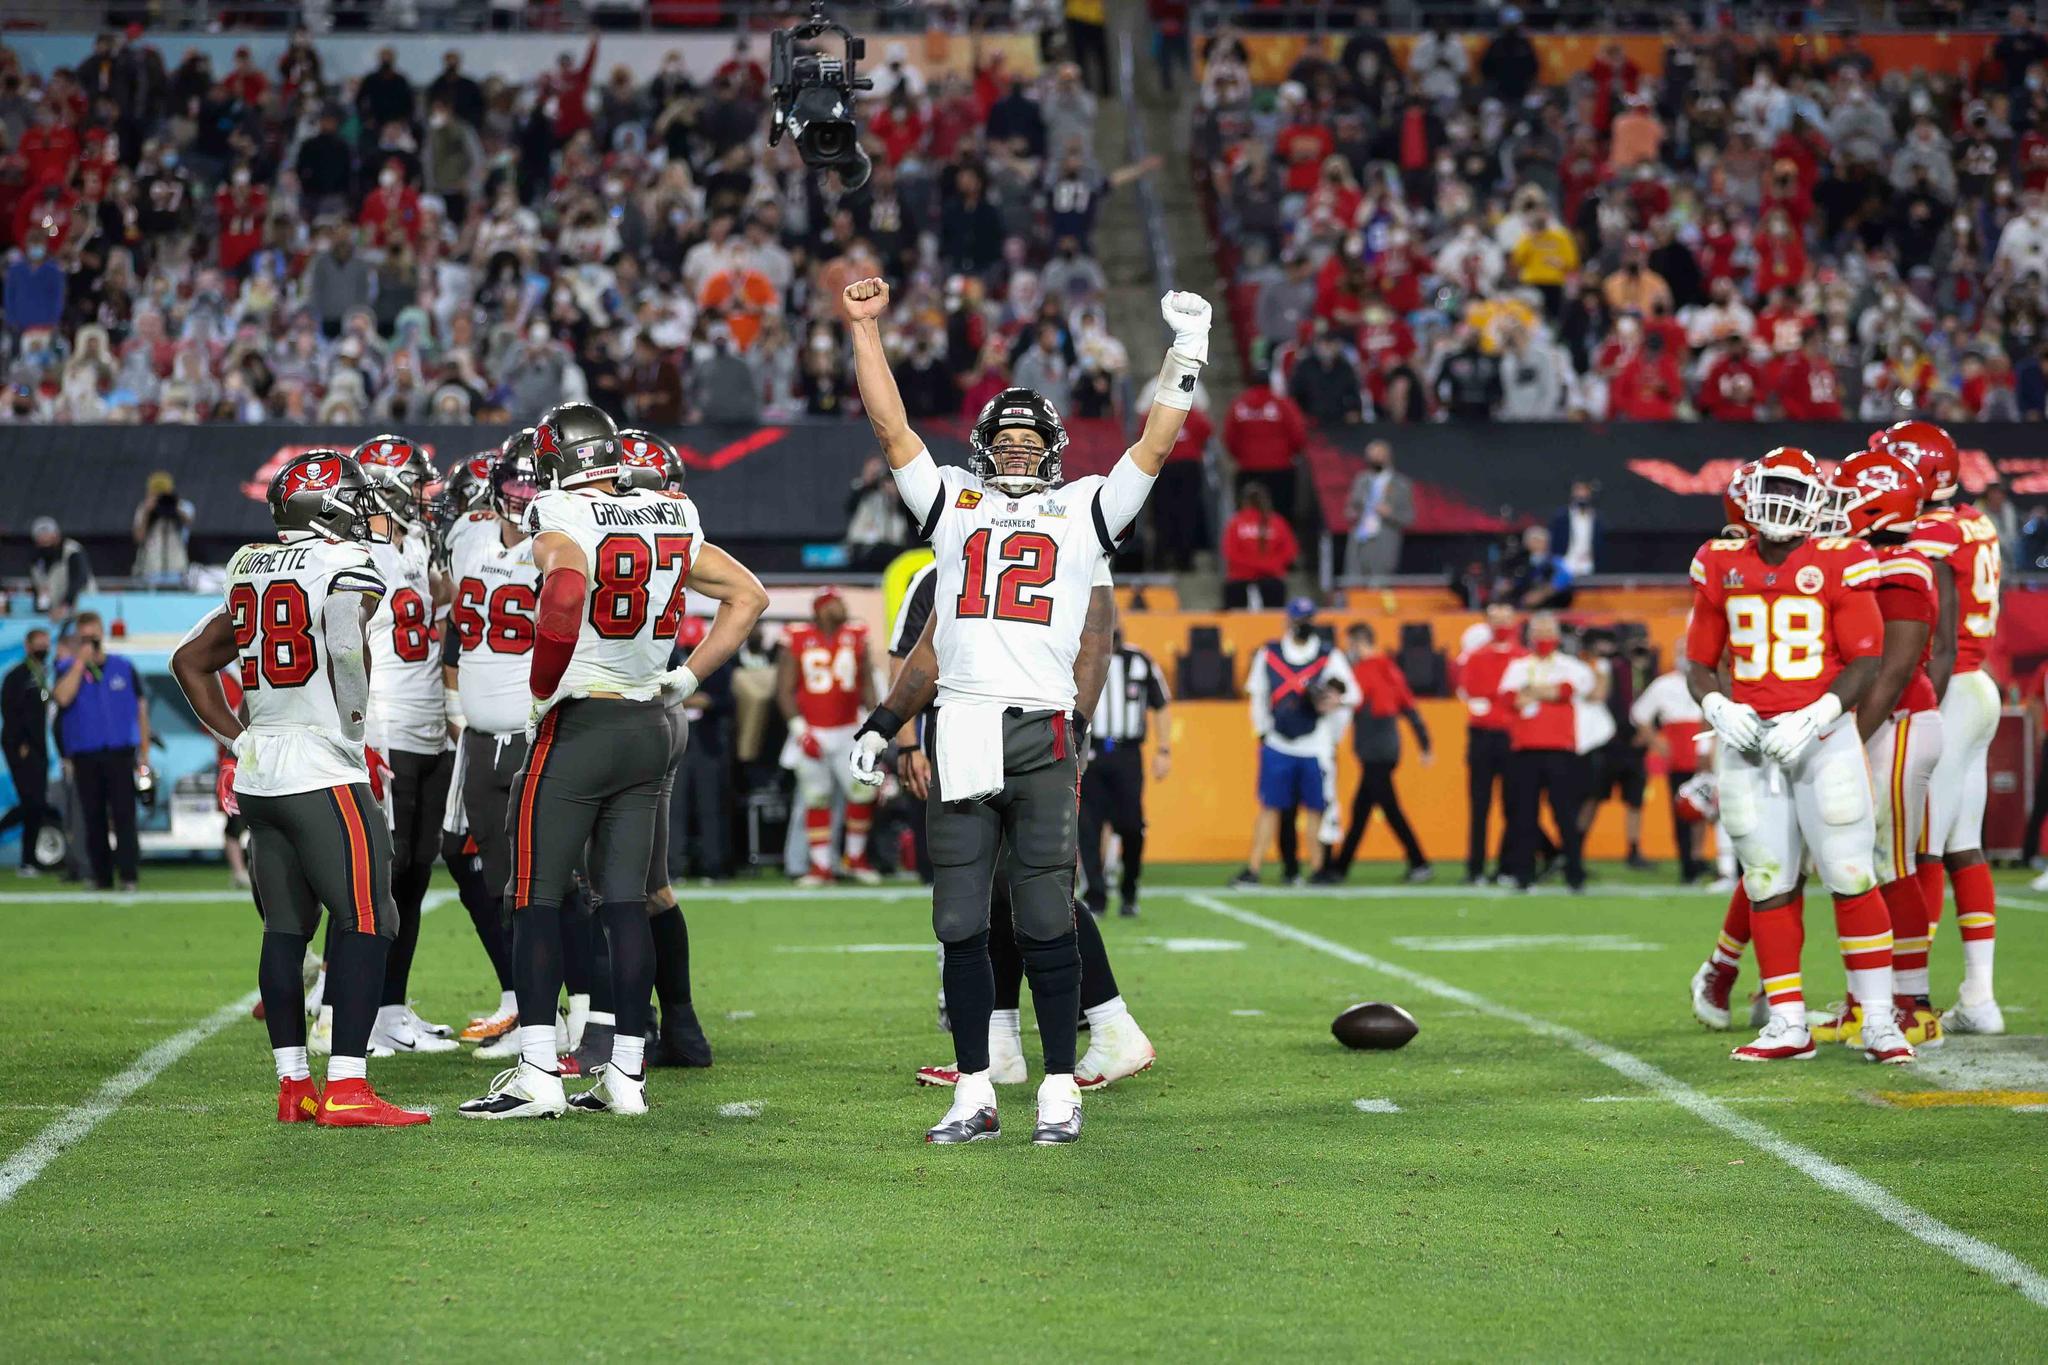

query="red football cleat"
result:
[314,1078,430,1127]
[251,998,267,1021]
[915,1064,960,1087]
[558,1053,584,1078]
[277,1076,320,1123]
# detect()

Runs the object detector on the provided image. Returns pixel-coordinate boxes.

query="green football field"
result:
[1,863,2044,1360]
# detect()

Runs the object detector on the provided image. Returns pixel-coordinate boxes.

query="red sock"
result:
[1750,901,1806,1014]
[804,806,832,872]
[1917,860,1945,932]
[1879,876,1930,976]
[1712,884,1751,967]
[1832,888,1895,1006]
[1952,861,1996,943]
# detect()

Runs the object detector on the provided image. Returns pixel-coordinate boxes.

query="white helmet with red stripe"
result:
[1740,447,1828,542]
[1721,459,1757,535]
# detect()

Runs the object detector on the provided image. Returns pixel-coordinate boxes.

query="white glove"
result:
[848,730,889,788]
[1760,693,1841,766]
[1701,692,1763,754]
[525,693,553,743]
[658,665,700,702]
[1160,290,1212,365]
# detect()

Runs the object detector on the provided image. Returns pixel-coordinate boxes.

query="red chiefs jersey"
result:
[1456,637,1524,733]
[1907,505,2000,675]
[1686,534,1884,716]
[786,621,868,729]
[1870,543,1938,714]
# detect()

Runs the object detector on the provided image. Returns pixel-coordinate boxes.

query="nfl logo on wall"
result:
[1795,565,1825,594]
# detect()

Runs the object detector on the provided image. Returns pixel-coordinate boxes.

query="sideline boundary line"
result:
[1186,892,2048,1311]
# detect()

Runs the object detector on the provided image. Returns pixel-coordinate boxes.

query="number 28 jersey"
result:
[1907,504,2000,675]
[1685,534,1884,717]
[527,485,699,699]
[447,512,539,735]
[222,538,386,797]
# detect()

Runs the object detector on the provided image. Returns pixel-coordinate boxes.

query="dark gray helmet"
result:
[532,402,620,489]
[615,428,684,492]
[350,434,434,526]
[268,452,385,544]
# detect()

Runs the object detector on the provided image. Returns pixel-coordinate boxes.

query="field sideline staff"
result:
[1080,630,1170,918]
[50,610,149,892]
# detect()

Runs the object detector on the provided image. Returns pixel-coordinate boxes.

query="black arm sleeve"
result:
[1401,705,1431,753]
[441,620,463,669]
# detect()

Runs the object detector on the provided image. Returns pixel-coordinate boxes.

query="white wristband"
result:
[788,715,810,737]
[1152,349,1203,411]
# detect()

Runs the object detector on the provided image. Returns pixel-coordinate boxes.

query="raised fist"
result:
[1160,290,1213,364]
[843,277,891,322]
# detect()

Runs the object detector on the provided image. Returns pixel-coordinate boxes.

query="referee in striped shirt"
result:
[1080,631,1171,918]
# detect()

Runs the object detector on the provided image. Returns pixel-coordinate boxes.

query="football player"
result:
[353,435,460,1055]
[858,558,1156,1091]
[1886,422,2006,1034]
[1683,447,1913,1064]
[779,587,881,885]
[170,452,428,1126]
[460,403,766,1121]
[443,436,544,1048]
[844,274,1209,1143]
[1808,449,1946,1048]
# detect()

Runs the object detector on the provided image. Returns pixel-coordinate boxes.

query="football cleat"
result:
[565,1021,613,1078]
[651,1006,712,1068]
[557,1052,584,1078]
[459,1006,518,1044]
[458,1062,568,1120]
[251,998,267,1021]
[474,1028,523,1061]
[568,1063,648,1116]
[926,1073,999,1143]
[1404,864,1436,884]
[795,869,834,888]
[1902,998,1943,1049]
[405,1006,454,1040]
[1118,897,1140,918]
[369,1013,459,1055]
[315,1078,430,1127]
[309,1005,334,1056]
[1228,869,1259,889]
[277,1076,321,1123]
[1944,998,2006,1035]
[1861,1010,1916,1065]
[840,854,882,886]
[1689,959,1736,1031]
[1810,999,1862,1047]
[914,1065,961,1087]
[1731,1016,1818,1062]
[1032,1074,1083,1146]
[1075,1015,1156,1090]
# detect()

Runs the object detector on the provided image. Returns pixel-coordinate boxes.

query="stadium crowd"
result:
[0,23,1146,428]
[1196,7,2048,425]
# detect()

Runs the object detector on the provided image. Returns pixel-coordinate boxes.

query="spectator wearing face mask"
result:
[4,237,64,332]
[1345,440,1412,585]
[30,518,94,623]
[306,227,373,339]
[1289,325,1364,427]
[1548,480,1602,580]
[1996,191,2048,280]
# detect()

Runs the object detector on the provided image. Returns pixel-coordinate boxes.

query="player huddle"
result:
[1681,422,2004,1067]
[171,406,767,1126]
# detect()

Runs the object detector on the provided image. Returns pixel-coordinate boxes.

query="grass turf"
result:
[0,863,2042,1360]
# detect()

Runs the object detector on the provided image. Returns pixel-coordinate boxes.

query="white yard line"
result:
[0,989,260,1207]
[1185,892,2048,1312]
[0,890,456,1209]
[1991,893,2048,915]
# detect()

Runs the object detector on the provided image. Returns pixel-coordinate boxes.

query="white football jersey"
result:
[922,464,1124,713]
[363,531,446,753]
[221,538,386,797]
[527,485,700,699]
[448,511,540,735]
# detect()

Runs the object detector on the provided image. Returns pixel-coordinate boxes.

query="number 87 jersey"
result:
[1685,533,1885,717]
[526,484,698,697]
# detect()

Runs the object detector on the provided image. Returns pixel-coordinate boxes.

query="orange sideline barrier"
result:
[1139,698,1697,865]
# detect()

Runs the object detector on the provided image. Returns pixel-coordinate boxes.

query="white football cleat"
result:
[568,1063,648,1116]
[458,1062,568,1120]
[1730,1015,1817,1062]
[309,1004,334,1056]
[1032,1073,1083,1145]
[1075,1015,1156,1089]
[926,1071,999,1143]
[1688,960,1735,1031]
[2029,868,2048,892]
[405,1005,454,1040]
[1861,1010,1916,1065]
[370,1009,459,1055]
[474,1028,523,1061]
[795,870,833,888]
[1944,998,2006,1035]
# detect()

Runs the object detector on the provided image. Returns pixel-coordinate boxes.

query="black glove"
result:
[855,704,906,746]
[1070,711,1091,754]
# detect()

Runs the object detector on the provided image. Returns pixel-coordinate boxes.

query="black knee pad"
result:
[942,929,991,966]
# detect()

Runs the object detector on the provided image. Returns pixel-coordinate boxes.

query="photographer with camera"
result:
[131,471,195,587]
[50,611,149,893]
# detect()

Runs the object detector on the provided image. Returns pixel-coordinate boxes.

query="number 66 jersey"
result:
[525,484,698,698]
[1685,533,1885,716]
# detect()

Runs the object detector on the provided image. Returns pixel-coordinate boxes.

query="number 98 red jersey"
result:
[786,621,869,730]
[1685,534,1885,717]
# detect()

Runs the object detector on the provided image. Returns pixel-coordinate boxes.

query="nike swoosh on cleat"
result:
[323,1102,374,1112]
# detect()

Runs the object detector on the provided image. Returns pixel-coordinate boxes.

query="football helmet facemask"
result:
[969,387,1066,497]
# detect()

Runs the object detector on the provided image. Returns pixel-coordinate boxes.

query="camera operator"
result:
[131,471,195,586]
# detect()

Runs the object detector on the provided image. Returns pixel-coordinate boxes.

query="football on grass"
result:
[1331,1002,1419,1051]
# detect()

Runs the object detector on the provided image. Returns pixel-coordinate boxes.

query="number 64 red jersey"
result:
[786,621,870,730]
[527,485,698,698]
[1686,534,1885,717]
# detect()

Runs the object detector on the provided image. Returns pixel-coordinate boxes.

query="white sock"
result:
[610,1032,645,1075]
[1894,965,1930,997]
[316,1004,333,1031]
[374,1003,409,1037]
[306,967,328,1013]
[567,993,590,1017]
[1960,940,1996,1004]
[327,1054,366,1082]
[1770,1001,1806,1027]
[1083,995,1129,1031]
[497,989,517,1015]
[274,1046,310,1082]
[518,1023,559,1071]
[1846,966,1894,1020]
[952,1069,994,1108]
[990,1008,1022,1040]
